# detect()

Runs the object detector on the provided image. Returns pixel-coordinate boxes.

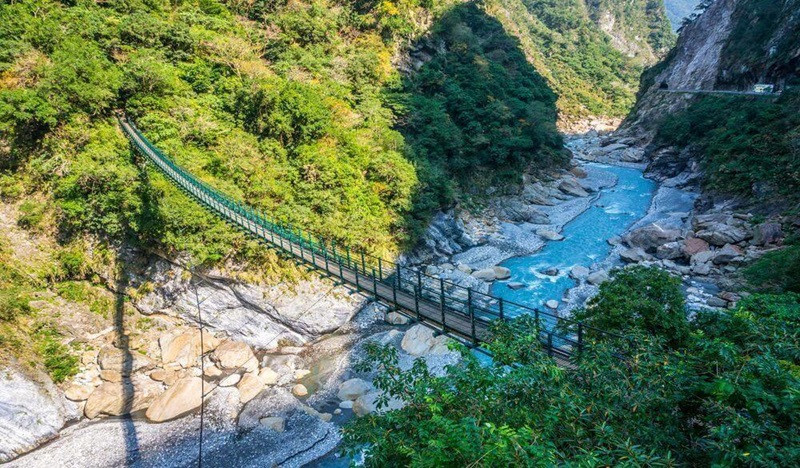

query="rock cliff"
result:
[620,0,800,143]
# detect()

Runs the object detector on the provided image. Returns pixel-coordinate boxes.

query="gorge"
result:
[1,0,799,466]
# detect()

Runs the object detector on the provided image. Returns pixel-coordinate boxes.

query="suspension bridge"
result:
[119,116,623,365]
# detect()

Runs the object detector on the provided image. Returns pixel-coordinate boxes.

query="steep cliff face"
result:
[617,0,800,213]
[619,0,738,142]
[621,0,800,142]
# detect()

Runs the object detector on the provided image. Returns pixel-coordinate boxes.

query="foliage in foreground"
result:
[343,267,800,466]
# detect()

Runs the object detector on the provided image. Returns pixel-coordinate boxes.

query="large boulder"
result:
[212,340,255,370]
[683,237,710,256]
[620,247,649,263]
[753,222,783,245]
[536,229,564,241]
[384,311,411,325]
[97,346,154,375]
[0,367,79,462]
[521,183,556,206]
[145,376,205,422]
[501,200,550,224]
[259,367,279,386]
[712,244,744,265]
[569,266,590,279]
[620,147,644,162]
[624,223,682,253]
[337,378,372,401]
[558,179,589,197]
[492,266,511,280]
[587,271,609,285]
[400,325,437,356]
[84,376,162,419]
[471,268,496,282]
[693,214,750,246]
[353,391,404,417]
[237,372,265,404]
[656,241,684,260]
[159,330,219,369]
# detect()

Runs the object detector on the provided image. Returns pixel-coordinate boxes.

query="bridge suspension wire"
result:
[118,115,628,365]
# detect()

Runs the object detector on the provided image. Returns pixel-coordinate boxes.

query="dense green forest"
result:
[343,266,800,466]
[657,90,800,208]
[486,0,673,118]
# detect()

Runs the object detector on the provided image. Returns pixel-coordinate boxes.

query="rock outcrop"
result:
[0,367,79,462]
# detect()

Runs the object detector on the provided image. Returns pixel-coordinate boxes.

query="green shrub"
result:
[657,90,800,204]
[0,286,32,322]
[572,265,688,346]
[56,246,88,280]
[33,324,78,384]
[743,245,800,293]
[17,199,45,231]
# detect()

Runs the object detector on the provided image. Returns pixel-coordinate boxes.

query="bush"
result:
[572,266,689,347]
[743,245,800,293]
[33,324,79,384]
[17,199,45,231]
[343,281,800,466]
[657,90,800,204]
[0,286,32,322]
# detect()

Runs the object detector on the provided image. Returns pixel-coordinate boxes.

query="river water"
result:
[490,163,656,313]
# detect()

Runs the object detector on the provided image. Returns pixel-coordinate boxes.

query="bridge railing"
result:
[120,116,628,361]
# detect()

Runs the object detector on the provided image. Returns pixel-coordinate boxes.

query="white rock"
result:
[471,268,496,281]
[337,378,371,401]
[259,367,279,385]
[545,300,559,310]
[492,266,511,280]
[145,376,204,423]
[385,311,411,325]
[587,271,609,285]
[353,391,404,417]
[292,384,308,397]
[219,373,241,387]
[536,230,564,241]
[0,367,79,462]
[428,335,454,355]
[570,266,590,280]
[400,324,436,356]
[339,400,354,409]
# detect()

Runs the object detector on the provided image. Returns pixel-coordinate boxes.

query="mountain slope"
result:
[621,0,800,207]
[485,0,673,122]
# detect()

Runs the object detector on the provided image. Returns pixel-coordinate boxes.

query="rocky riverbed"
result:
[3,248,461,466]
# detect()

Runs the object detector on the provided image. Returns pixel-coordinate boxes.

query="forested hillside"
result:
[0,0,672,382]
[486,0,673,119]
